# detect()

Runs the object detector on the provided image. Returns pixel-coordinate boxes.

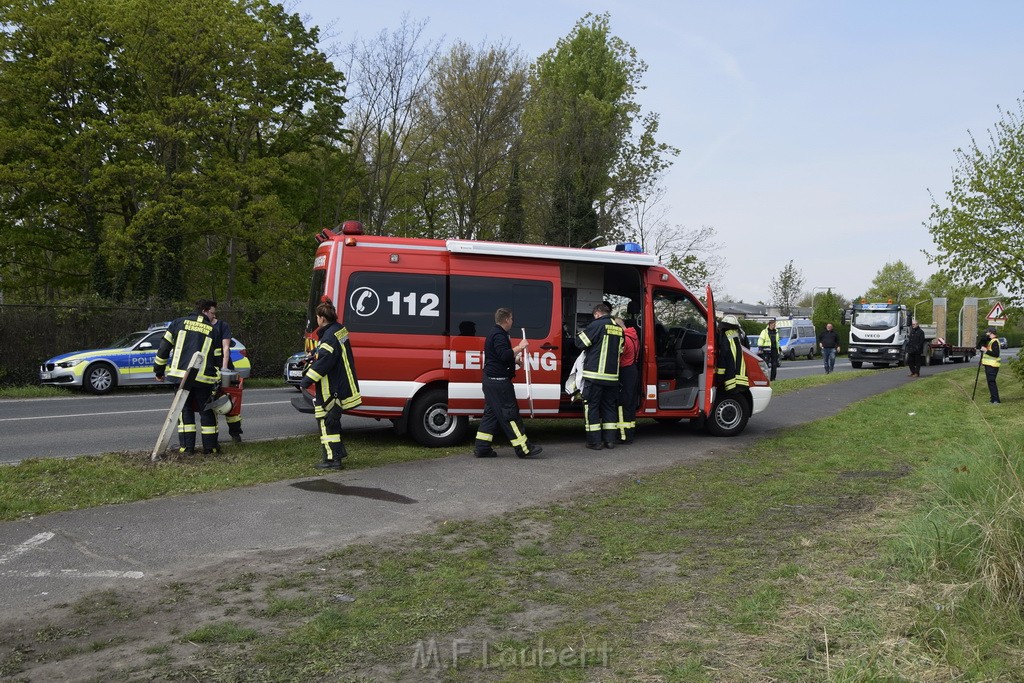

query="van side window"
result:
[450,276,552,338]
[343,272,447,335]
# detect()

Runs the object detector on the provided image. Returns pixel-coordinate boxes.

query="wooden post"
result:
[151,352,204,461]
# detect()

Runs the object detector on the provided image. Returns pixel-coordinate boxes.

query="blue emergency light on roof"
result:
[616,242,643,253]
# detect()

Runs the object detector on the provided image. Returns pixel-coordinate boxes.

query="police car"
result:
[38,323,251,394]
[284,351,310,389]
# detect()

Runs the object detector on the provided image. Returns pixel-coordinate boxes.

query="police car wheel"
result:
[84,362,116,394]
[408,387,469,448]
[705,393,749,437]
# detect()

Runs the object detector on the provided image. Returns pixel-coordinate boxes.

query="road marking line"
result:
[0,532,55,565]
[0,401,292,422]
[1,569,145,579]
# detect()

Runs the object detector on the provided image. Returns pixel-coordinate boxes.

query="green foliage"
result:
[769,260,804,315]
[0,0,349,304]
[863,260,922,304]
[523,12,665,247]
[811,289,848,345]
[417,40,527,240]
[927,99,1024,305]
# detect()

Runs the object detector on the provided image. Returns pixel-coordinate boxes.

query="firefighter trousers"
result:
[475,377,535,456]
[617,363,639,443]
[583,382,619,445]
[314,396,348,463]
[178,383,218,452]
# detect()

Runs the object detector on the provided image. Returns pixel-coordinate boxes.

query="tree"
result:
[811,289,846,342]
[418,40,527,240]
[863,261,921,304]
[770,261,805,315]
[523,12,653,247]
[0,0,348,303]
[340,15,440,235]
[926,99,1024,306]
[627,182,723,290]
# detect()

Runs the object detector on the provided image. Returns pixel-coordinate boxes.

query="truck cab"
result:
[847,302,910,368]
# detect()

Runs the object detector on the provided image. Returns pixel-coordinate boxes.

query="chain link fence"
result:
[0,303,308,387]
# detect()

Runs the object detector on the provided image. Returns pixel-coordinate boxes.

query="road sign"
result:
[986,302,1006,321]
[990,319,1006,327]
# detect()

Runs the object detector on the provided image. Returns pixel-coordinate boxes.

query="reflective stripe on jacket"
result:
[576,315,623,385]
[154,314,220,384]
[305,322,362,411]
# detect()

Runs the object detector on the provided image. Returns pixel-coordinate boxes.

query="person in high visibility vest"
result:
[575,303,623,450]
[757,319,781,381]
[981,327,1001,404]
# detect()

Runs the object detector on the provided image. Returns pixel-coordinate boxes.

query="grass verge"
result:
[1,368,1022,680]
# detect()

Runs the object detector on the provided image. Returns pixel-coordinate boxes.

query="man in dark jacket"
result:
[907,320,927,377]
[301,298,362,469]
[818,323,841,374]
[575,303,623,450]
[153,299,222,455]
[473,308,542,458]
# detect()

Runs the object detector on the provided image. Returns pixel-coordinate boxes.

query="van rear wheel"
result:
[408,387,469,448]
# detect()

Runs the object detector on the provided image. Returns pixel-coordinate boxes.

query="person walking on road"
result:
[153,299,222,455]
[907,320,927,377]
[981,327,1001,404]
[614,317,640,445]
[818,323,841,374]
[300,299,362,469]
[473,308,542,458]
[576,303,623,450]
[757,319,781,381]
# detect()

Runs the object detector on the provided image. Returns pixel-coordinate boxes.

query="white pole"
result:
[521,328,535,418]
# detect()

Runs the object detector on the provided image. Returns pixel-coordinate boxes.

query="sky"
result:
[293,0,1024,304]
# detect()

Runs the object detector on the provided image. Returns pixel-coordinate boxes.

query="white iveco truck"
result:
[847,302,910,368]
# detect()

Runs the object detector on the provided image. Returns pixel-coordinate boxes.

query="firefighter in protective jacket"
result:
[575,302,623,449]
[153,299,223,454]
[716,315,749,392]
[301,299,362,469]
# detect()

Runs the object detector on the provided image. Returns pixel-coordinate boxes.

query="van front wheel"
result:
[408,388,469,448]
[705,393,750,437]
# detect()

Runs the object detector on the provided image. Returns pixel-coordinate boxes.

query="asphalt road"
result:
[0,386,390,465]
[0,354,976,464]
[0,360,981,619]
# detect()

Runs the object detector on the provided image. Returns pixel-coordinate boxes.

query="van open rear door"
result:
[703,286,717,416]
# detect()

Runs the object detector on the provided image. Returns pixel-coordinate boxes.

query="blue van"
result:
[776,318,816,360]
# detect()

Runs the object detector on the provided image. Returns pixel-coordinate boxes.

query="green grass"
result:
[2,368,1023,681]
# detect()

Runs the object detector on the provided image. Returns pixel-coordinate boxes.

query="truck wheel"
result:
[84,362,116,394]
[851,361,863,369]
[408,387,469,448]
[807,349,815,360]
[705,393,749,437]
[787,349,796,361]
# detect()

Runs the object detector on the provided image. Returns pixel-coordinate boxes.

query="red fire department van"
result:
[300,221,772,447]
